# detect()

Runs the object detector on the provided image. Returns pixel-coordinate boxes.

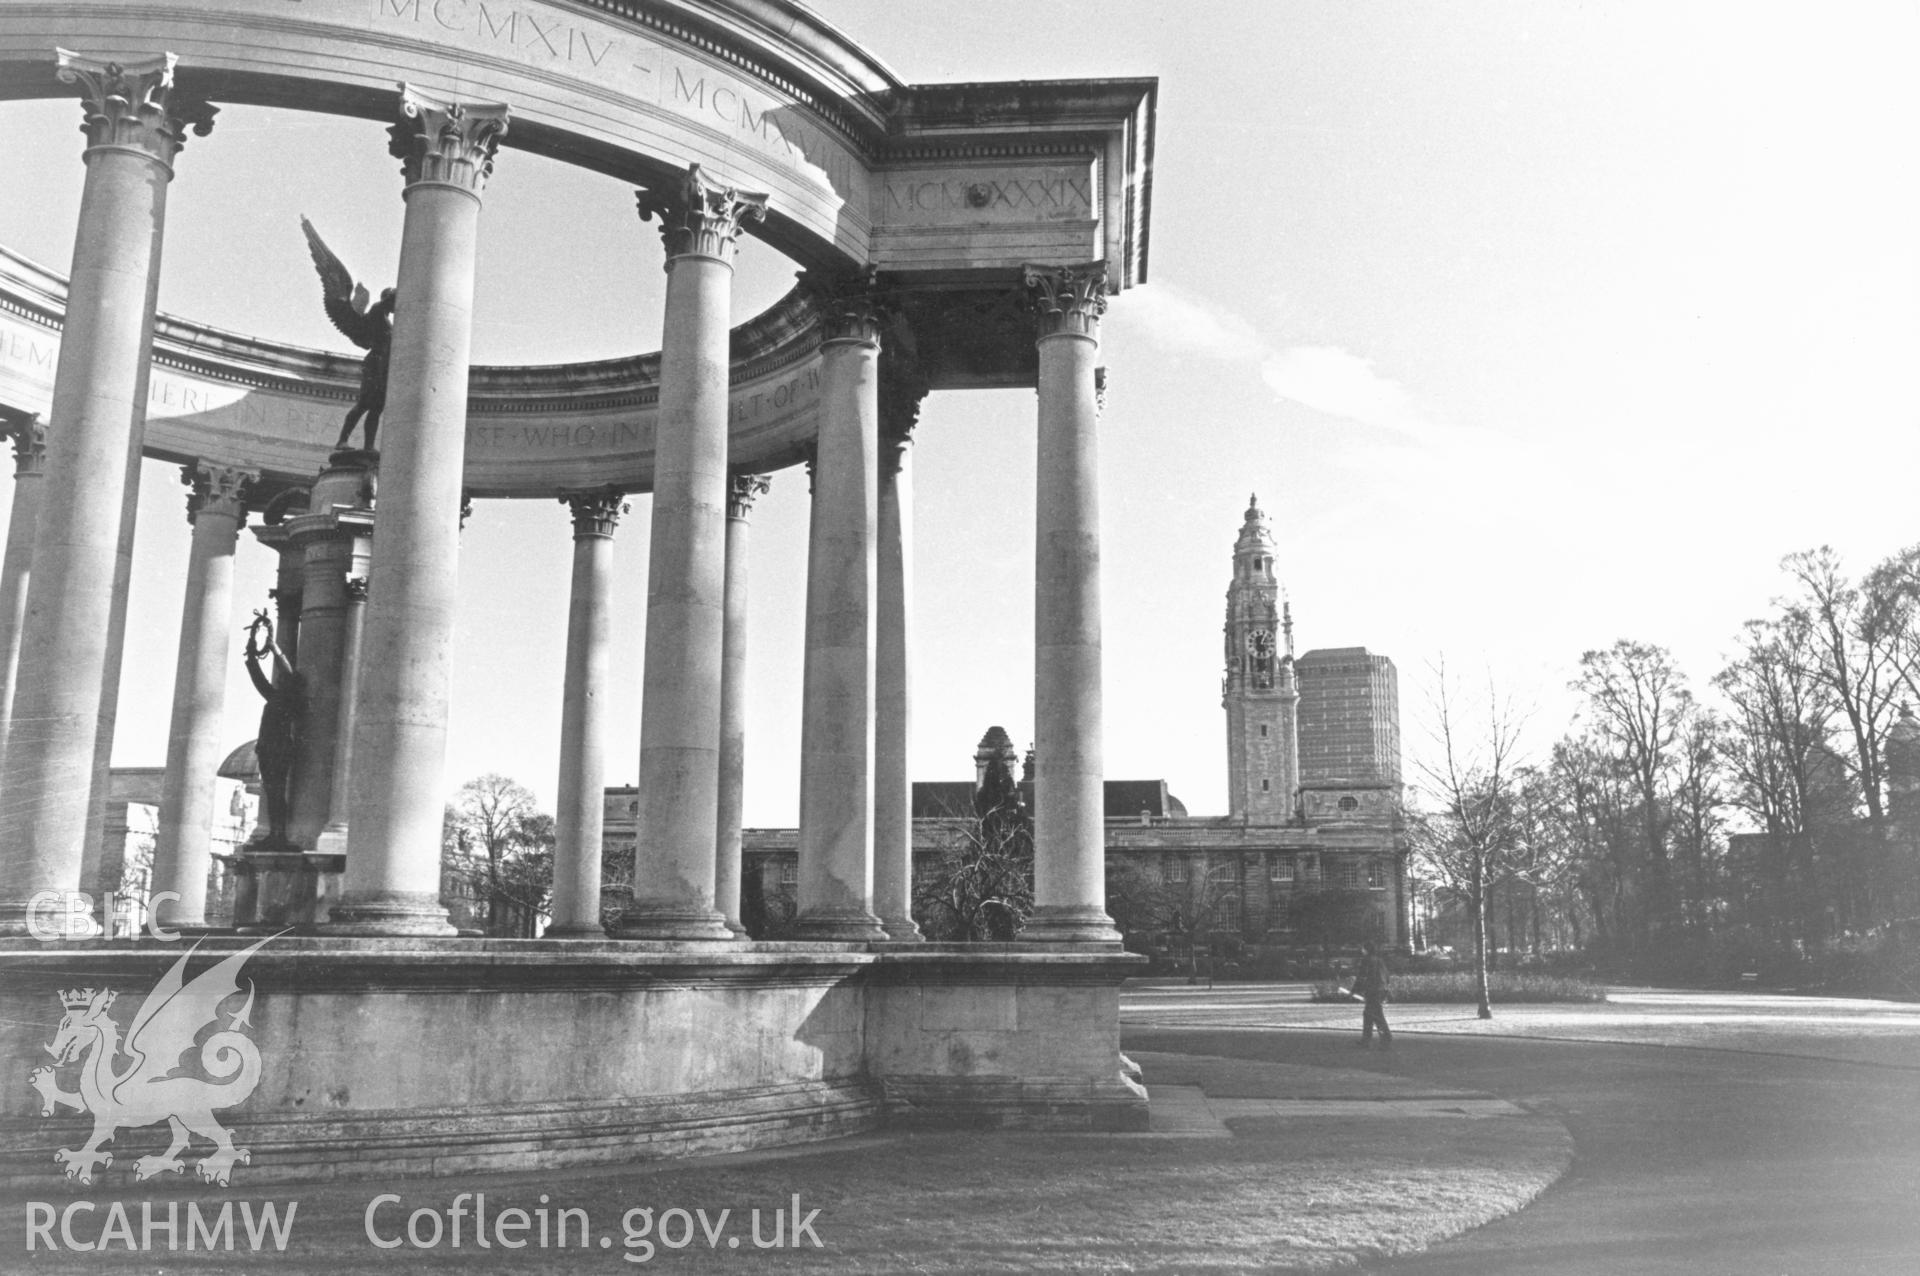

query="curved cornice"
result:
[0,244,825,495]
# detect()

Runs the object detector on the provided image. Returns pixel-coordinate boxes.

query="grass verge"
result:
[1311,971,1609,1004]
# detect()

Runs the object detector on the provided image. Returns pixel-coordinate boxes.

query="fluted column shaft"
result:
[550,489,626,937]
[0,417,46,765]
[716,473,769,934]
[874,428,921,939]
[1023,263,1121,943]
[150,463,255,927]
[329,87,508,936]
[620,165,765,941]
[0,52,213,934]
[794,288,884,941]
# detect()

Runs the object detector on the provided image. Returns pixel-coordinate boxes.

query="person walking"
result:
[1354,940,1393,1049]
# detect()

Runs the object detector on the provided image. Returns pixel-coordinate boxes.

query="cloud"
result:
[1112,283,1267,362]
[1260,345,1442,444]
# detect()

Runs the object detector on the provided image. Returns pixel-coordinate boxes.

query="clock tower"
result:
[1223,495,1299,822]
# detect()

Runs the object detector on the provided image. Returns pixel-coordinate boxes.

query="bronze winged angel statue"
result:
[300,216,395,451]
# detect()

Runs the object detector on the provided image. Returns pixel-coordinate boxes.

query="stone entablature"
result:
[0,246,830,495]
[0,2,1151,280]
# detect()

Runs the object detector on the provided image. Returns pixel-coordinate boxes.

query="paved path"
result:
[1123,984,1920,1274]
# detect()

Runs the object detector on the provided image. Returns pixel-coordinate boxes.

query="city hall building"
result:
[606,497,1413,952]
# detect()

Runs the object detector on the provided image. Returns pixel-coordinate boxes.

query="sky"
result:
[0,1,1915,823]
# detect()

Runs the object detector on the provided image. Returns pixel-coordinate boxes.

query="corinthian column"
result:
[1021,262,1121,943]
[617,165,765,941]
[0,51,214,936]
[873,351,928,940]
[150,462,256,928]
[327,86,508,936]
[794,278,885,940]
[716,472,770,934]
[0,413,46,765]
[549,488,627,938]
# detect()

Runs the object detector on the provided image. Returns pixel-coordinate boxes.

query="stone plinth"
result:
[0,941,1144,1185]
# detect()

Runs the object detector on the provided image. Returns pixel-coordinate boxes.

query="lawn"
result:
[1311,971,1608,1004]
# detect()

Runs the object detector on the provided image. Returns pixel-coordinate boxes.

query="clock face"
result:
[1248,629,1274,658]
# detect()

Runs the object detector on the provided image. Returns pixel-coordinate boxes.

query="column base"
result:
[314,823,350,857]
[543,923,610,939]
[1021,905,1124,945]
[879,916,925,941]
[0,900,102,939]
[321,891,457,937]
[613,904,737,942]
[792,909,889,942]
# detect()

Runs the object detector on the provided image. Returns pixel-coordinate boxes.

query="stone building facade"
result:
[609,496,1411,952]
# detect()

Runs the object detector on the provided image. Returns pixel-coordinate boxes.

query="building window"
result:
[779,856,798,886]
[1212,894,1241,933]
[1298,853,1319,882]
[1165,855,1188,883]
[1368,858,1388,889]
[1259,724,1269,738]
[1334,858,1366,888]
[1261,778,1270,792]
[1269,855,1294,882]
[1339,796,1359,811]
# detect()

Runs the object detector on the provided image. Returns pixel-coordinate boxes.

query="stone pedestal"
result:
[328,88,508,937]
[0,52,213,935]
[619,165,765,942]
[0,940,1145,1185]
[282,453,377,851]
[1021,264,1121,944]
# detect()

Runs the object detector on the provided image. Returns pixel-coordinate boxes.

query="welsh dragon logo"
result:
[28,937,269,1186]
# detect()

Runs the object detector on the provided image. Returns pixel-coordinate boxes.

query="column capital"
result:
[1023,261,1109,341]
[1095,365,1109,417]
[878,345,930,450]
[801,267,885,346]
[3,411,45,479]
[345,575,370,603]
[635,164,768,265]
[55,50,217,168]
[387,84,510,197]
[181,461,258,526]
[727,473,772,520]
[561,487,629,538]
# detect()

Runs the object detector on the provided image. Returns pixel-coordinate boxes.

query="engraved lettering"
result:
[476,2,515,40]
[378,0,422,19]
[672,68,705,110]
[571,28,610,66]
[431,0,466,31]
[522,12,562,56]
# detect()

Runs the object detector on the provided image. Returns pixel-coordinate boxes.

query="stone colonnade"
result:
[0,54,1121,947]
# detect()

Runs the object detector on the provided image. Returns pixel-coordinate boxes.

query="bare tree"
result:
[1575,640,1691,944]
[1783,547,1903,823]
[443,774,554,936]
[1415,660,1526,1019]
